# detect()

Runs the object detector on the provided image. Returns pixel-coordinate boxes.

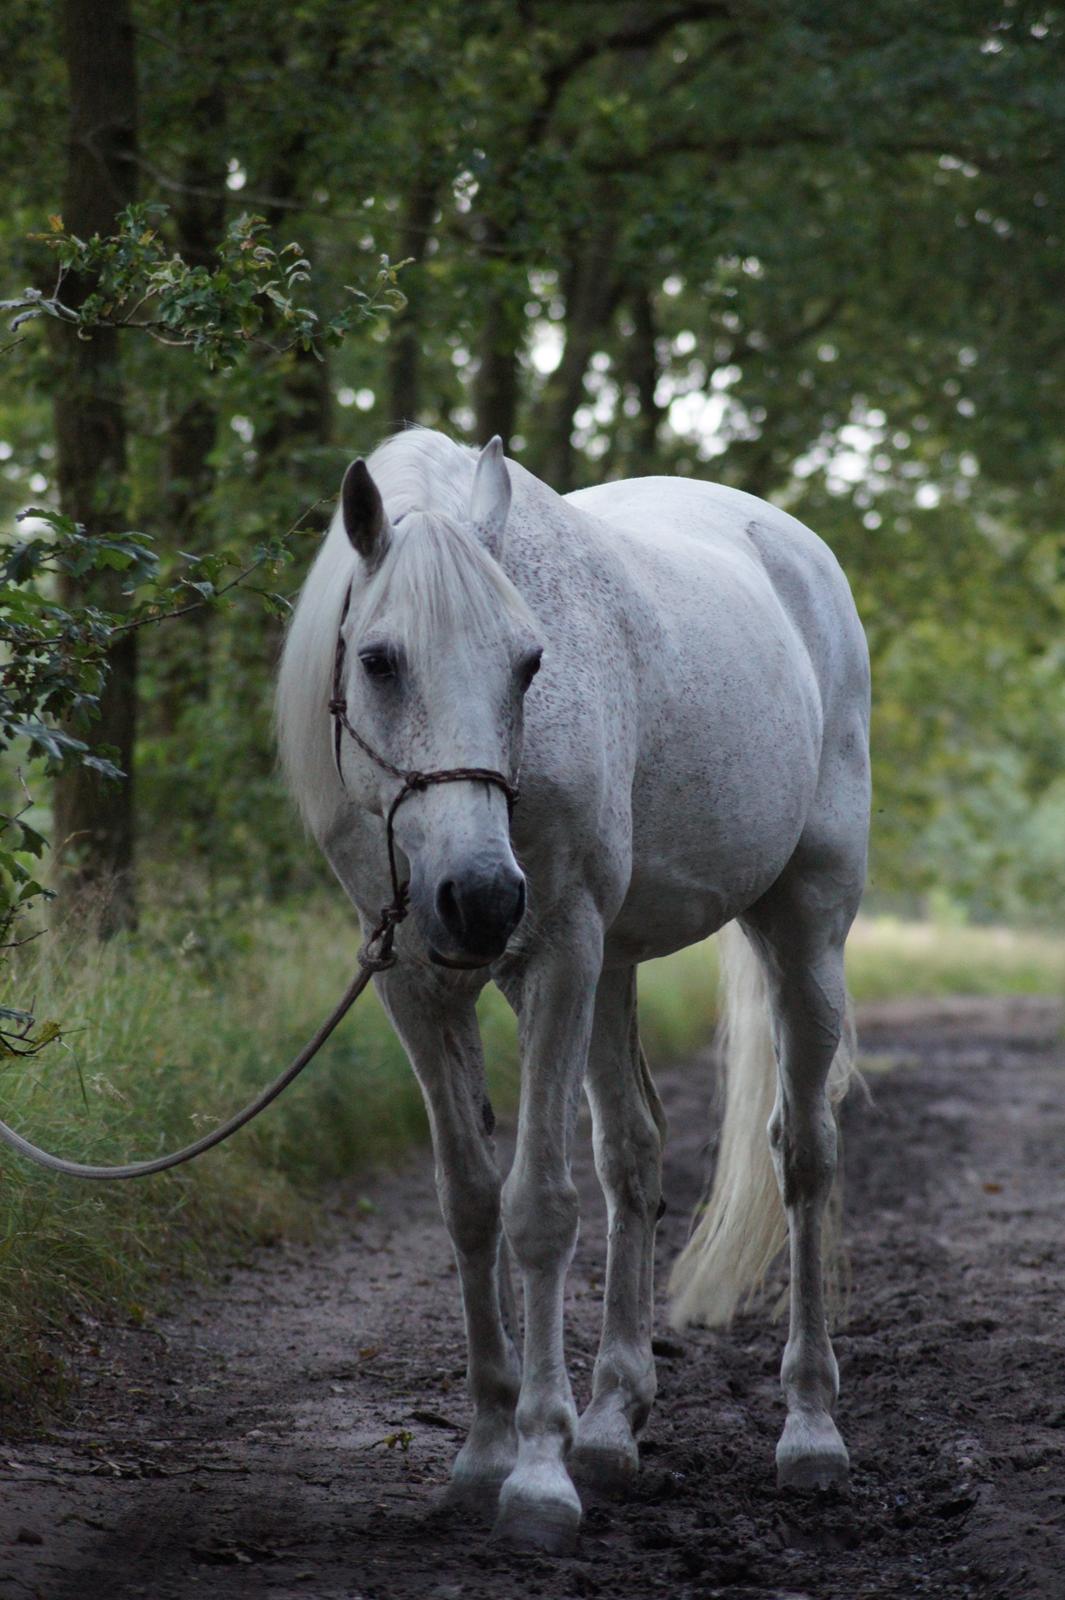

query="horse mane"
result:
[275,428,531,840]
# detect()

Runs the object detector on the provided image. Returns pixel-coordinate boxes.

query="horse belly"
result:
[605,688,819,966]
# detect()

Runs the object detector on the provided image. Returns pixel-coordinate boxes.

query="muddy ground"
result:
[1,996,1063,1600]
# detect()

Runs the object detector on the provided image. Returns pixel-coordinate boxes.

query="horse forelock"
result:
[349,508,534,667]
[365,426,473,524]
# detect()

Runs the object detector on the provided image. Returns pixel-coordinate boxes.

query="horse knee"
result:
[440,1168,503,1260]
[502,1170,579,1270]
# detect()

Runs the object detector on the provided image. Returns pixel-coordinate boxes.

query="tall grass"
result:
[0,898,428,1407]
[0,904,1060,1409]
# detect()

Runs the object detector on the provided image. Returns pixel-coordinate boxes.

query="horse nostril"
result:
[436,879,464,939]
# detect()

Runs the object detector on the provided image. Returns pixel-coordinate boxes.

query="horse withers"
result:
[276,429,870,1553]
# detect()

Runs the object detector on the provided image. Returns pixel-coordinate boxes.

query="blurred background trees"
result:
[2,0,1063,933]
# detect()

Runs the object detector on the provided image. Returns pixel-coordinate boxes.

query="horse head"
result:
[333,439,542,967]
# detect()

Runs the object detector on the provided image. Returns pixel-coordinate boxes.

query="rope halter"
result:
[328,580,520,971]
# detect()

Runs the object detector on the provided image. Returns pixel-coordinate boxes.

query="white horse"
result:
[276,428,870,1553]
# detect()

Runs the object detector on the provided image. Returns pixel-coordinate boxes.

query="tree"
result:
[49,0,140,933]
[2,0,1064,925]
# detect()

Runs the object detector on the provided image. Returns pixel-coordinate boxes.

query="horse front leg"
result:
[376,965,520,1507]
[573,965,665,1491]
[492,914,603,1554]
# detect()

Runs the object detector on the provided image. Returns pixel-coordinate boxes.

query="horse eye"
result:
[519,649,543,692]
[359,650,396,681]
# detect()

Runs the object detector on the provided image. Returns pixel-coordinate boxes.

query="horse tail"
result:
[667,921,855,1330]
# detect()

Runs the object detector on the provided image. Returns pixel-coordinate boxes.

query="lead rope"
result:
[0,581,517,1181]
[0,946,389,1181]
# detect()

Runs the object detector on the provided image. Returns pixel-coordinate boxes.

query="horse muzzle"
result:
[428,861,527,967]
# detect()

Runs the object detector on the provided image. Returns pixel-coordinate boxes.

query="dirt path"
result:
[2,997,1064,1600]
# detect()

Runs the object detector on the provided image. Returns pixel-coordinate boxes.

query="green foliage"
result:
[6,203,405,369]
[2,514,153,766]
[0,0,1057,927]
[0,164,406,1031]
[0,502,304,769]
[845,916,1065,1001]
[0,499,318,1041]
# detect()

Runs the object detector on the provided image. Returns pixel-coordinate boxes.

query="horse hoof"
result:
[444,1474,504,1519]
[570,1439,639,1498]
[492,1495,581,1555]
[776,1413,850,1491]
[572,1398,642,1497]
[446,1420,518,1515]
[492,1469,581,1555]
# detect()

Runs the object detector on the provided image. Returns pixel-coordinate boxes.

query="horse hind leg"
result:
[741,879,857,1491]
[572,966,665,1492]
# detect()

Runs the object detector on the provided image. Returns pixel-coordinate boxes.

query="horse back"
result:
[565,475,868,725]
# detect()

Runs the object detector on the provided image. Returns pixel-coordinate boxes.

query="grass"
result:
[845,916,1065,1000]
[635,915,1065,1038]
[0,901,1060,1409]
[0,897,428,1408]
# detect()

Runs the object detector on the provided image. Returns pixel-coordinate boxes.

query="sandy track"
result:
[1,997,1063,1599]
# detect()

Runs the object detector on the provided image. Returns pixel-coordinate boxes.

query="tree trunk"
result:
[386,160,442,428]
[254,137,333,518]
[474,299,524,446]
[472,219,525,448]
[628,284,664,468]
[51,0,138,935]
[531,208,621,492]
[158,76,228,721]
[474,327,522,449]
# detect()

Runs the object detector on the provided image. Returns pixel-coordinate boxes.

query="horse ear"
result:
[341,459,392,571]
[470,436,511,559]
